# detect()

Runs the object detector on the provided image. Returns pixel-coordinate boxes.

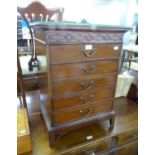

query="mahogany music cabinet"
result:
[32,21,129,146]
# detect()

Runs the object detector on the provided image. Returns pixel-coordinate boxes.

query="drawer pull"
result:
[80,95,94,104]
[86,135,93,140]
[80,80,95,89]
[81,48,97,57]
[80,64,96,73]
[80,107,93,116]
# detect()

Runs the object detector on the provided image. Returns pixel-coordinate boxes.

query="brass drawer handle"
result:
[81,48,97,57]
[80,80,95,90]
[80,107,93,117]
[80,64,96,73]
[80,95,94,104]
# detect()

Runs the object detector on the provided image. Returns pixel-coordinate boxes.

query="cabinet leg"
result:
[49,131,57,147]
[109,116,115,130]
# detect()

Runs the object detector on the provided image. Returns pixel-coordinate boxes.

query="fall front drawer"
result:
[53,100,113,124]
[50,60,119,80]
[52,73,117,96]
[49,44,121,64]
[53,88,115,110]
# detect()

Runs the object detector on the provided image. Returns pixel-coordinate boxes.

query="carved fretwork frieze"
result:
[45,31,124,44]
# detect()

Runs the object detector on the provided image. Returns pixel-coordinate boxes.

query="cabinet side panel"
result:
[39,45,52,124]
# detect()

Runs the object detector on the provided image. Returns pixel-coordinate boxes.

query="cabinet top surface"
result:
[30,21,131,32]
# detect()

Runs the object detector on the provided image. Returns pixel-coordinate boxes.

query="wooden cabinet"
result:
[35,22,129,147]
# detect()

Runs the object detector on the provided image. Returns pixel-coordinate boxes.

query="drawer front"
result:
[76,141,111,155]
[117,130,138,146]
[115,142,138,155]
[52,74,117,97]
[53,100,113,124]
[50,60,119,80]
[75,130,138,155]
[53,88,115,111]
[49,44,121,64]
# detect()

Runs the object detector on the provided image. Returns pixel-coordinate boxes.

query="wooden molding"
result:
[45,31,124,44]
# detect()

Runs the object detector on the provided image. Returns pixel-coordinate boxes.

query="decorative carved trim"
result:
[45,31,124,44]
